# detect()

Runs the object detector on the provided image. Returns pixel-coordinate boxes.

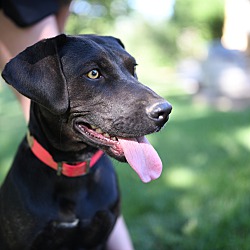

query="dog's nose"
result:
[146,101,172,127]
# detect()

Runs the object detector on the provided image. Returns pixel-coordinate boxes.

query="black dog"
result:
[0,34,172,250]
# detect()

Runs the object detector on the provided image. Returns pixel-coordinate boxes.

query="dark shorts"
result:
[0,0,71,27]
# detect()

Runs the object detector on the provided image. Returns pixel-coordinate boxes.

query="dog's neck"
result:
[28,103,98,164]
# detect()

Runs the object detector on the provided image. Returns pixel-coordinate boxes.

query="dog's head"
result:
[2,34,172,182]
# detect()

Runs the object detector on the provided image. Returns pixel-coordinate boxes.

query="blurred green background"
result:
[1,0,250,249]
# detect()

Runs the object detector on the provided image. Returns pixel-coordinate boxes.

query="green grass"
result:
[0,84,26,182]
[1,81,250,249]
[116,95,250,250]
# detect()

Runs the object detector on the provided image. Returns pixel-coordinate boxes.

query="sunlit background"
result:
[1,0,250,249]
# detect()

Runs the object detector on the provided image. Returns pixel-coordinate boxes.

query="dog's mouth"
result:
[75,122,162,183]
[75,122,123,156]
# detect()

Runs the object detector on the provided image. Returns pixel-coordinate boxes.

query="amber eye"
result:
[87,69,100,79]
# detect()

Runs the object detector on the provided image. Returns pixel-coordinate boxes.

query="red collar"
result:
[27,132,104,177]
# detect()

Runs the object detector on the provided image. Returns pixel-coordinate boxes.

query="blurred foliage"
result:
[172,0,224,40]
[66,0,225,63]
[66,0,131,34]
[166,0,224,60]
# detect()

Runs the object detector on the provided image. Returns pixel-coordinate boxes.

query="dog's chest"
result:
[33,208,114,249]
[2,150,119,249]
[35,164,119,249]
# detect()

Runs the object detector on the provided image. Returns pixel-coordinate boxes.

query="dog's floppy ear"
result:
[2,34,68,115]
[111,37,125,49]
[103,36,125,49]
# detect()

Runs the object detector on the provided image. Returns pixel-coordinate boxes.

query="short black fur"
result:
[0,34,172,249]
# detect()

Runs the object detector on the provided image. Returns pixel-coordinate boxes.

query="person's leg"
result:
[56,2,71,33]
[0,10,59,121]
[107,216,134,250]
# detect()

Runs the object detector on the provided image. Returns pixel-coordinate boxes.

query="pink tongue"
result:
[118,136,162,183]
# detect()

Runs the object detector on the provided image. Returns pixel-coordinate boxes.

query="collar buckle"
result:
[57,162,63,176]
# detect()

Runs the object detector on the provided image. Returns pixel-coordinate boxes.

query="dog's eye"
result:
[87,69,100,79]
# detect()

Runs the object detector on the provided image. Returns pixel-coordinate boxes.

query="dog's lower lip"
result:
[75,122,124,157]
